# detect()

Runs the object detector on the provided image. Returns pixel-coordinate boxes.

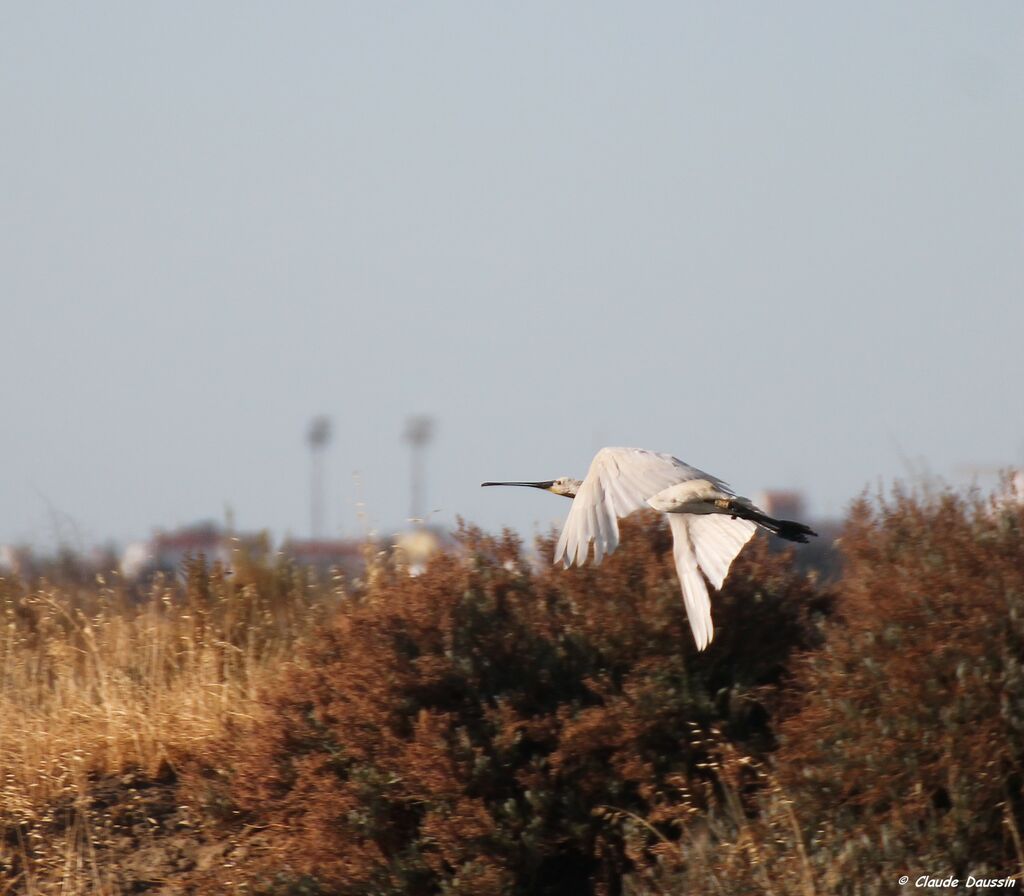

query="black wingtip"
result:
[774,520,818,543]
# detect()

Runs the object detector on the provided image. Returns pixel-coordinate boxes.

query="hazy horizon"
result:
[2,3,1022,552]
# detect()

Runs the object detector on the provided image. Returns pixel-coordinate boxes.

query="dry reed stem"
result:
[0,557,327,892]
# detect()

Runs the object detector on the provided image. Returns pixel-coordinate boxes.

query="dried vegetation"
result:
[2,489,1023,894]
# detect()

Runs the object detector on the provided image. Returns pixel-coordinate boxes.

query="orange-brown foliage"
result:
[192,514,823,895]
[9,488,1021,895]
[573,491,1024,896]
[772,491,1024,886]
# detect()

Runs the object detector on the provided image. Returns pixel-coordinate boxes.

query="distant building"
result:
[753,489,807,522]
[991,470,1024,514]
[115,522,455,583]
[119,541,154,579]
[3,543,118,583]
[393,525,452,576]
[0,545,34,578]
[119,522,263,579]
[280,538,366,580]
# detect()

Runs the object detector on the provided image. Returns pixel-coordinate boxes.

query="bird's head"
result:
[481,477,582,499]
[548,477,582,498]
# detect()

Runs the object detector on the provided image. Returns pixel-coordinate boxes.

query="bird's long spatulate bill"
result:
[481,481,556,489]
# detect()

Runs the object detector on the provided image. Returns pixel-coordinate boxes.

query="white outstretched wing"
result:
[554,447,727,567]
[670,514,756,650]
[687,515,757,590]
[669,515,713,650]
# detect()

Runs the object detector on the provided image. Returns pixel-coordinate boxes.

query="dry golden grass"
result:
[0,549,333,893]
[5,487,1023,895]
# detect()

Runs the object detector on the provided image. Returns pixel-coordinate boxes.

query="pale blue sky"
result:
[2,3,1022,550]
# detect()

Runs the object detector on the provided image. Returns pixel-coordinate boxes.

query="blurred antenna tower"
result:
[307,416,332,538]
[404,415,434,523]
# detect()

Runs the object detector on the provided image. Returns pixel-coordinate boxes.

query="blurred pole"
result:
[404,415,434,524]
[307,416,331,539]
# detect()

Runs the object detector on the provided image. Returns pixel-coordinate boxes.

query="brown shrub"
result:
[623,488,1024,895]
[192,514,823,895]
[11,487,1024,895]
[776,490,1024,885]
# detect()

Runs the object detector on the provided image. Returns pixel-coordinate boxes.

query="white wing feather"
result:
[554,447,727,567]
[668,515,713,650]
[688,515,757,590]
[677,516,756,649]
[551,447,760,650]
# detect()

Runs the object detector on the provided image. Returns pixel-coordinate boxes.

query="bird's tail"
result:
[726,503,818,543]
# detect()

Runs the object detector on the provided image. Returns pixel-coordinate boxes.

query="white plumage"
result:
[552,448,754,649]
[483,446,815,651]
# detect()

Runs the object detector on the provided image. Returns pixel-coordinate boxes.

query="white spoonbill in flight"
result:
[482,446,816,651]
